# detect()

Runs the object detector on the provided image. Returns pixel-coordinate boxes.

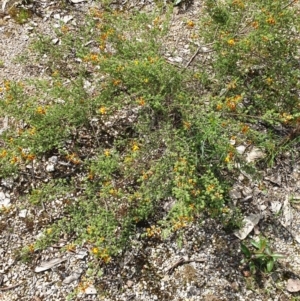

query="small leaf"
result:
[241,243,251,258]
[251,239,260,249]
[254,252,265,259]
[267,260,274,272]
[249,262,256,274]
[264,246,272,256]
[272,253,285,260]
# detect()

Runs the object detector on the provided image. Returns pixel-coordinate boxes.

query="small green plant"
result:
[241,236,285,274]
[8,7,32,24]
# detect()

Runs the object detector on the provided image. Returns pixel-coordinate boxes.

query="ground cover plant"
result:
[0,0,299,277]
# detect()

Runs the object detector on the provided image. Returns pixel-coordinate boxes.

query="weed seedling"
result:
[241,236,285,274]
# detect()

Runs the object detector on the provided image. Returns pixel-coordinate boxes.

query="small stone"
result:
[62,15,73,23]
[84,285,97,295]
[236,145,246,154]
[46,164,55,172]
[75,249,88,260]
[19,209,28,218]
[0,191,10,208]
[126,280,134,288]
[229,188,242,199]
[48,156,58,164]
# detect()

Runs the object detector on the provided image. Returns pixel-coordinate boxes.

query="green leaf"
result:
[272,253,285,260]
[264,247,272,257]
[241,243,251,258]
[249,262,256,274]
[254,252,265,259]
[267,260,274,272]
[250,239,260,249]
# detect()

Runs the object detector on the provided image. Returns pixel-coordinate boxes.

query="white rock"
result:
[246,147,265,163]
[0,191,10,208]
[234,214,261,240]
[48,156,58,164]
[62,15,73,23]
[84,285,97,295]
[46,163,55,172]
[0,198,10,208]
[236,145,246,154]
[270,201,282,214]
[52,38,59,45]
[63,269,82,285]
[19,209,28,218]
[76,249,88,259]
[0,191,5,200]
[35,258,67,273]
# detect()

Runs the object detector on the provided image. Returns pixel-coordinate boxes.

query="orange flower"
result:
[241,124,249,133]
[251,21,259,29]
[266,17,276,25]
[112,79,121,86]
[137,97,146,106]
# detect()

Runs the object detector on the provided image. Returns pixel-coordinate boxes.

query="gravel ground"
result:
[1,1,300,300]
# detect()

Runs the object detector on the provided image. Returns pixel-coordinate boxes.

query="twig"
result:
[184,26,219,69]
[184,43,215,69]
[166,257,207,275]
[281,0,298,10]
[0,282,24,291]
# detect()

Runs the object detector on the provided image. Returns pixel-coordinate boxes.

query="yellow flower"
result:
[99,107,107,114]
[186,20,195,28]
[66,244,76,252]
[92,247,99,254]
[224,156,230,163]
[61,25,69,33]
[143,78,149,84]
[206,184,215,192]
[87,226,92,234]
[183,121,191,130]
[216,103,223,111]
[29,127,36,135]
[46,228,52,235]
[36,106,46,115]
[227,39,235,46]
[104,150,110,157]
[227,81,237,90]
[0,150,7,158]
[132,143,139,152]
[100,251,111,263]
[265,77,273,85]
[4,80,10,91]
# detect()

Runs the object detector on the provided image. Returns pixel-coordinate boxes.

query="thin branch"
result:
[0,282,24,291]
[166,257,207,275]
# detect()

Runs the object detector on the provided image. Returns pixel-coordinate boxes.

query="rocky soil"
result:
[1,1,300,300]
